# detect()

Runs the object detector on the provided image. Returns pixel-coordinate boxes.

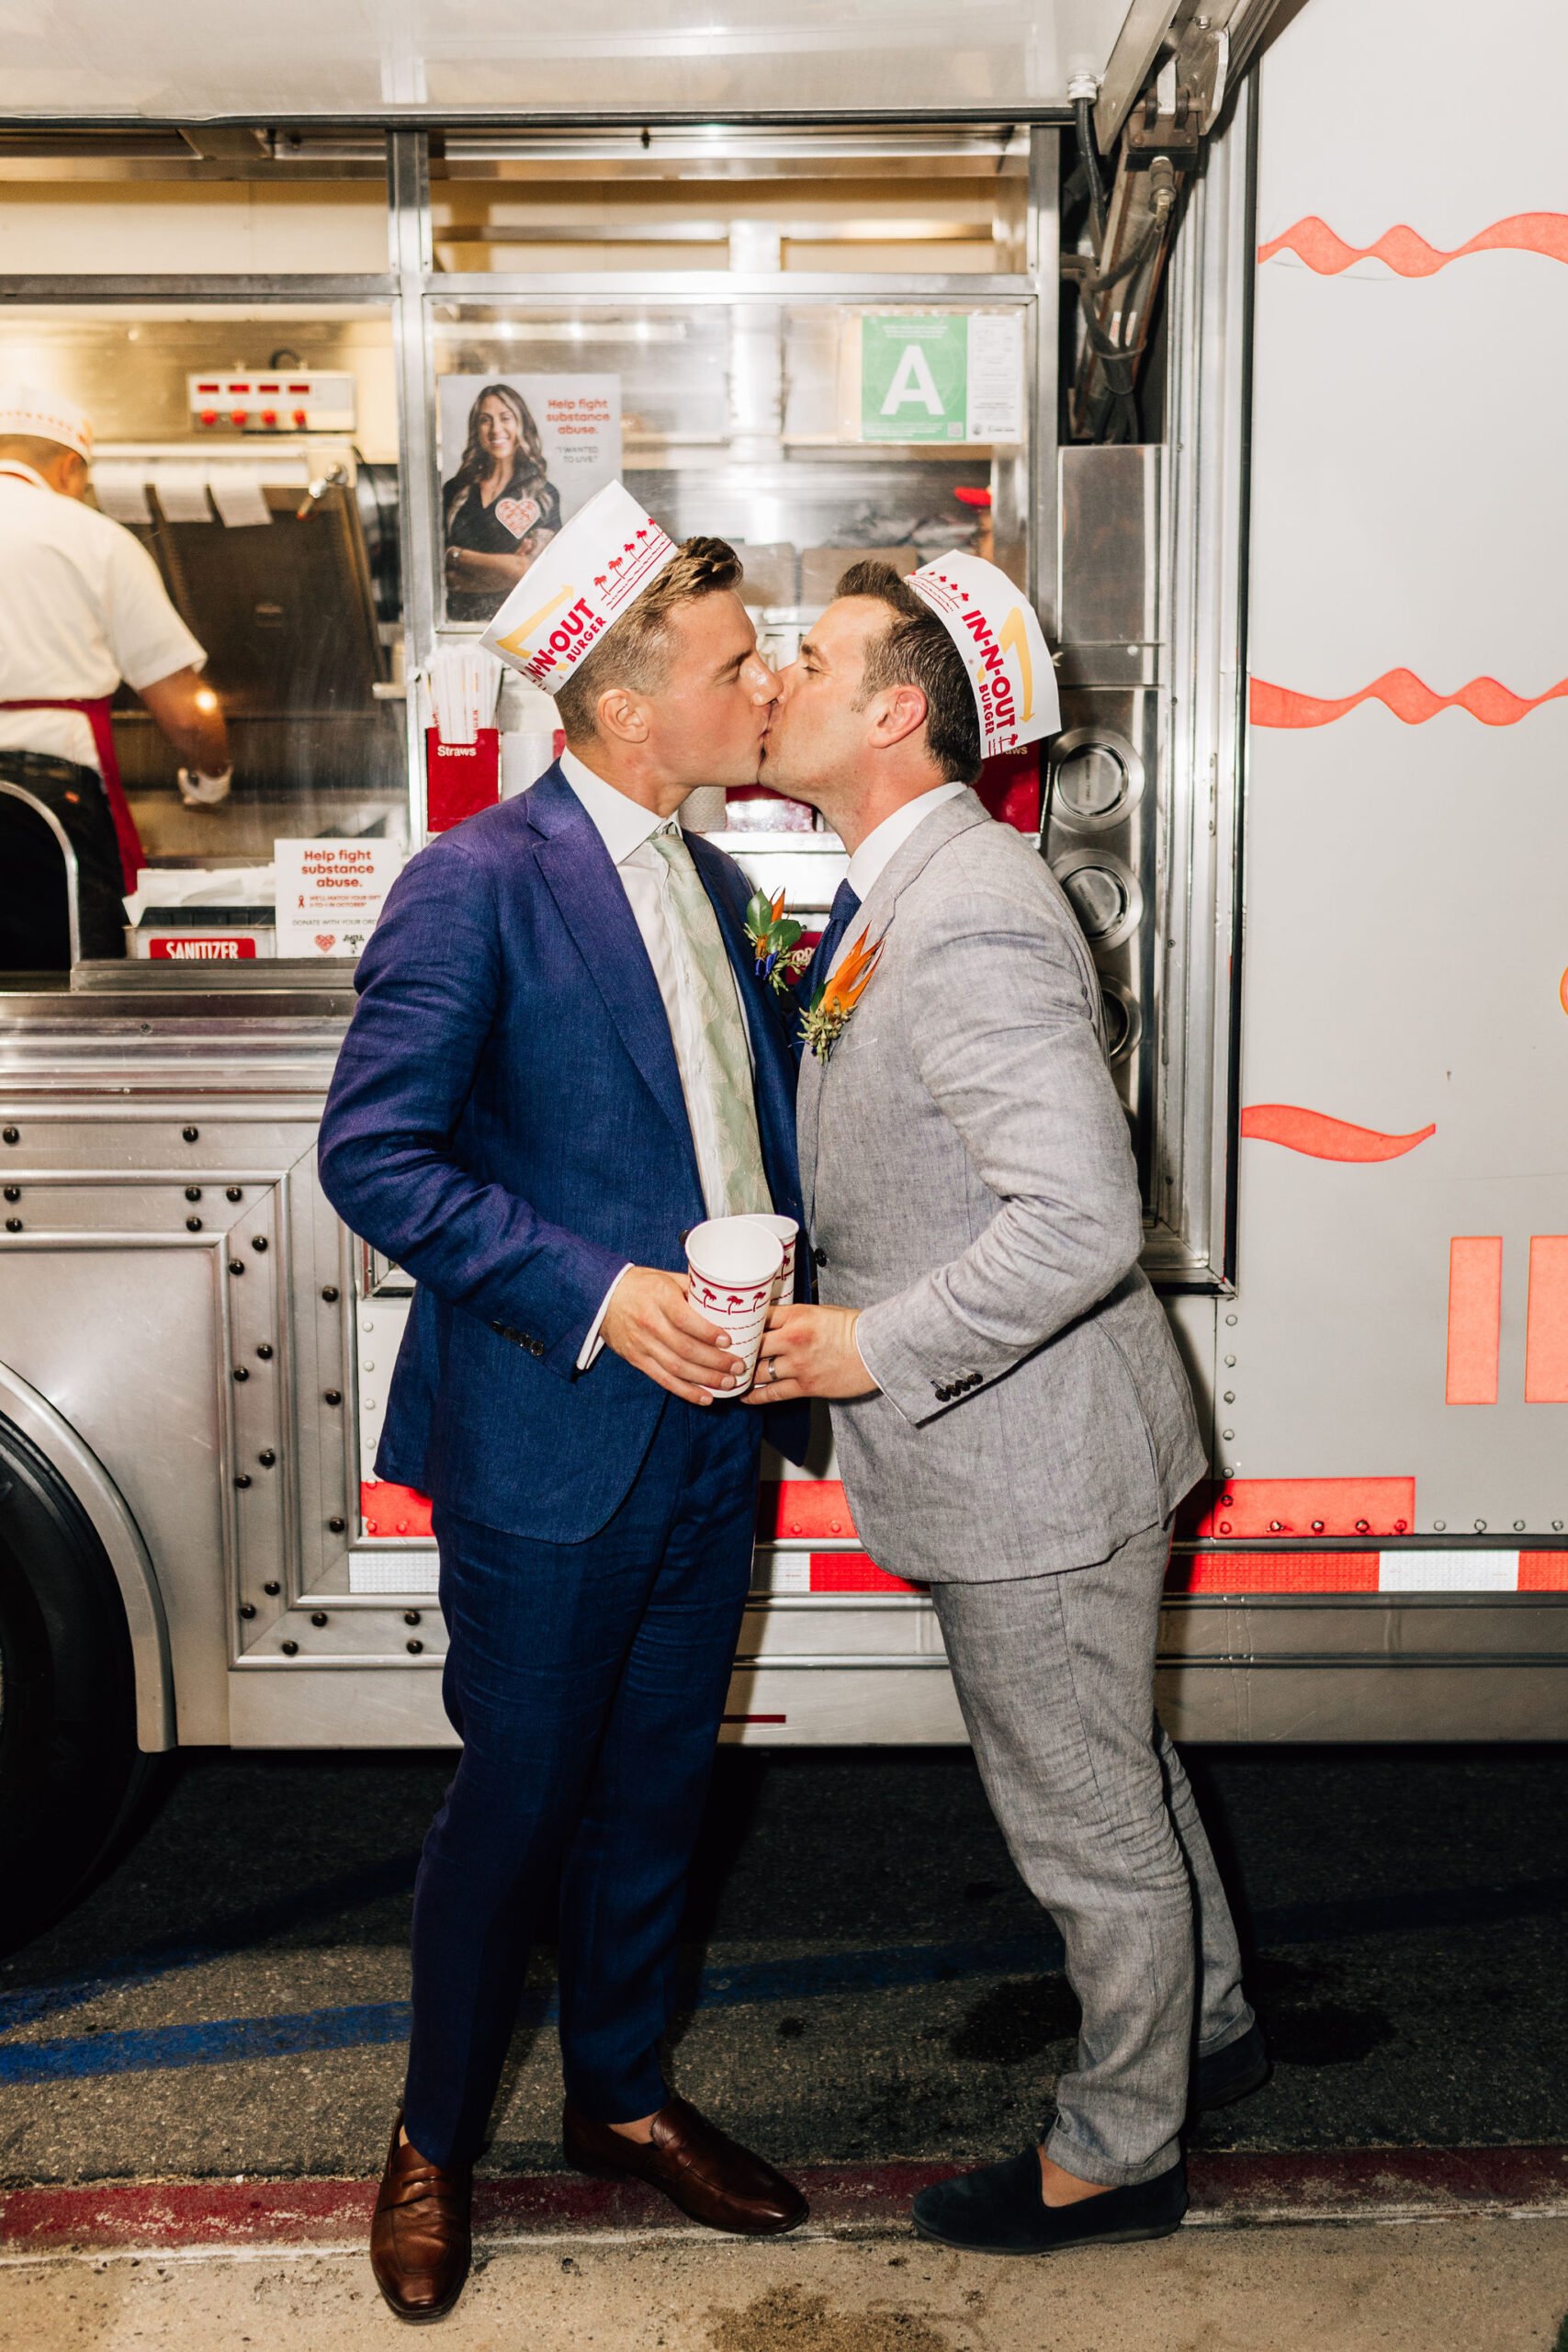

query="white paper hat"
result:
[0,385,93,462]
[908,551,1060,759]
[481,480,677,693]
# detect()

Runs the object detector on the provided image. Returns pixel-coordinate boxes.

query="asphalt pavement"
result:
[2,1742,1565,2190]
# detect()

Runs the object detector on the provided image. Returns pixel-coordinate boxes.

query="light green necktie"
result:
[649,827,771,1218]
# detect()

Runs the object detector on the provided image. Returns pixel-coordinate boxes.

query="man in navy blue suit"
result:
[319,517,811,2324]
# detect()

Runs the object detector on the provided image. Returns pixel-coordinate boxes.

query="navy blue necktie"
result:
[798,879,862,1046]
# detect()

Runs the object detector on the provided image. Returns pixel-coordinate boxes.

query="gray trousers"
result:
[931,1521,1253,2186]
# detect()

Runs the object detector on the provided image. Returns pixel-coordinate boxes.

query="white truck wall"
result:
[1234,0,1568,1563]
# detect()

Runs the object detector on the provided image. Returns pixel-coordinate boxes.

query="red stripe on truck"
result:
[360,1481,434,1537]
[760,1481,859,1540]
[1168,1552,1381,1593]
[1190,1477,1415,1540]
[809,1554,924,1595]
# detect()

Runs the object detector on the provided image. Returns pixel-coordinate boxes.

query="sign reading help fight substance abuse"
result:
[859,313,1024,445]
[274,839,403,957]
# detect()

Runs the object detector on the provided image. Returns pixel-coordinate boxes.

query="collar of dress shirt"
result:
[558,743,675,865]
[845,779,967,902]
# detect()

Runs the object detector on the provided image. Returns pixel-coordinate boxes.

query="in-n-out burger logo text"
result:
[494,587,605,687]
[960,604,1018,740]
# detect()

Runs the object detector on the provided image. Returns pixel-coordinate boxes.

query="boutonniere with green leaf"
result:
[799,927,886,1064]
[744,888,815,1000]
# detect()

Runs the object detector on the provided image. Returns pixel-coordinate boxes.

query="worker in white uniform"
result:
[0,386,233,968]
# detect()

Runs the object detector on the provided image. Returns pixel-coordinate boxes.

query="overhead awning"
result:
[5,2,1290,127]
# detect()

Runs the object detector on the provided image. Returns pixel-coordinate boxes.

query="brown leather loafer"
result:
[563,2095,807,2236]
[369,2113,473,2324]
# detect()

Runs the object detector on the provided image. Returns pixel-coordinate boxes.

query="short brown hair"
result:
[834,560,982,783]
[0,433,78,469]
[554,534,743,741]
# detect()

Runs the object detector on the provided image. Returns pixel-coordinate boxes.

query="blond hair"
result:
[554,535,743,741]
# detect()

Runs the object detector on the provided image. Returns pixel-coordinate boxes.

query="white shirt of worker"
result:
[559,745,760,1367]
[0,461,205,772]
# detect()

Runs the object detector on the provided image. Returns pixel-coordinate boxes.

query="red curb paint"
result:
[5,2148,1567,2254]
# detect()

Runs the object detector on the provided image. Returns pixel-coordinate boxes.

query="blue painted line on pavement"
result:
[0,1932,1057,2086]
[5,1875,1566,2090]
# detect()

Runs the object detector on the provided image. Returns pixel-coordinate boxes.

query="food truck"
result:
[2,0,1564,1935]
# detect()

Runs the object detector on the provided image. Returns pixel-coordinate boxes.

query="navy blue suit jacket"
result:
[319,763,808,1544]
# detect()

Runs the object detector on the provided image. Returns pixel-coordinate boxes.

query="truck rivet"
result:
[321,1285,339,1303]
[1474,1520,1486,1532]
[1219,1494,1234,1508]
[1354,1519,1369,1533]
[1,1128,17,1145]
[1554,1521,1564,1532]
[1394,1520,1408,1533]
[5,1218,20,1233]
[1220,1428,1234,1441]
[239,1603,256,1619]
[258,1449,276,1466]
[186,1186,202,1202]
[1311,1520,1325,1533]
[1224,1313,1237,1326]
[232,1365,249,1382]
[256,1342,273,1360]
[1514,1521,1525,1532]
[263,1579,281,1594]
[404,1611,422,1626]
[310,1611,328,1627]
[252,1236,268,1252]
[407,1638,424,1655]
[1223,1390,1235,1404]
[1268,1520,1281,1532]
[183,1126,198,1143]
[281,1639,299,1656]
[234,1473,252,1487]
[2,1187,17,1203]
[327,1515,346,1532]
[229,1258,245,1275]
[1217,1521,1231,1534]
[1434,1520,1447,1532]
[186,1216,203,1231]
[323,1389,342,1406]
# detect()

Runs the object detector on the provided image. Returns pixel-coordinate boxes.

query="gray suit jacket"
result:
[800,789,1206,1581]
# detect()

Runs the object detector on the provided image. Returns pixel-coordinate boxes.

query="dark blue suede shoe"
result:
[911,2150,1187,2256]
[1192,2019,1270,2113]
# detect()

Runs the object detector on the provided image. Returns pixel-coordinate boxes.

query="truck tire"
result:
[0,1416,158,1955]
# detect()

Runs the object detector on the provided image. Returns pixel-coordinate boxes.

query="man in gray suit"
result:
[749,560,1262,2256]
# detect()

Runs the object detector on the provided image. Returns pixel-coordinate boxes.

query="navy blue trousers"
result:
[402,1398,759,2167]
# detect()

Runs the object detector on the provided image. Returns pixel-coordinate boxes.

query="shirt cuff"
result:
[576,1263,634,1372]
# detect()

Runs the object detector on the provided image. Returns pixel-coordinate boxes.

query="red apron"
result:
[0,695,145,890]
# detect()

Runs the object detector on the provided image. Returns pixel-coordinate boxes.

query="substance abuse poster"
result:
[437,374,621,526]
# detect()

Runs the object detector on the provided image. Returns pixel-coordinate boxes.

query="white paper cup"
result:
[685,1216,785,1396]
[738,1213,798,1304]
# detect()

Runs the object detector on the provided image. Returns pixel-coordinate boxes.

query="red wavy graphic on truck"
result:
[1239,1105,1436,1161]
[1250,671,1568,729]
[1258,212,1568,276]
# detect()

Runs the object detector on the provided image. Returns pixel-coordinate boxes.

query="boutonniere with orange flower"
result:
[743,888,815,1000]
[800,926,886,1064]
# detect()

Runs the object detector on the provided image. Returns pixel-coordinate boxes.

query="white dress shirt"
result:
[559,746,758,1368]
[0,463,206,773]
[843,780,968,916]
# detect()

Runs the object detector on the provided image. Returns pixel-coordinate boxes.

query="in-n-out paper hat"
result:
[481,480,677,692]
[908,550,1059,759]
[0,385,93,462]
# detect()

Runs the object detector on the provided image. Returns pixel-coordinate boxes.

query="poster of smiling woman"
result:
[437,374,622,624]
